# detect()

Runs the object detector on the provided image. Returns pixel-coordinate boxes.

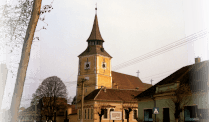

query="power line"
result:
[112,29,208,70]
[140,68,178,80]
[113,30,207,70]
[112,30,206,67]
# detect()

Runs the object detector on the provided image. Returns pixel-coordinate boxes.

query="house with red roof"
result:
[135,58,209,122]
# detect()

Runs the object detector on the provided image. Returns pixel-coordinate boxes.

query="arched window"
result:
[85,109,87,119]
[91,108,93,119]
[110,108,114,120]
[88,109,90,119]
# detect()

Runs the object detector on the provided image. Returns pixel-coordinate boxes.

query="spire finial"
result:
[95,3,97,15]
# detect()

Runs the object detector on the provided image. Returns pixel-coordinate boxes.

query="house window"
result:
[85,77,89,80]
[110,109,114,120]
[85,109,87,119]
[88,109,90,119]
[163,108,170,122]
[184,106,198,122]
[79,109,81,119]
[133,109,137,120]
[144,109,153,122]
[91,108,93,119]
[124,109,128,119]
[103,109,108,119]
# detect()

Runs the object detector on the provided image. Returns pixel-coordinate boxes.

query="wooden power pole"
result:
[80,78,87,122]
[10,0,42,121]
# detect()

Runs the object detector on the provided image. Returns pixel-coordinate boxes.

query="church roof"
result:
[112,71,152,90]
[78,45,112,58]
[135,60,209,99]
[84,89,142,102]
[87,15,104,41]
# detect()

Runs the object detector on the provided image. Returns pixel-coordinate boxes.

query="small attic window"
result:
[101,48,104,52]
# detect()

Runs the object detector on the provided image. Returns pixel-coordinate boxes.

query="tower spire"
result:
[87,6,104,42]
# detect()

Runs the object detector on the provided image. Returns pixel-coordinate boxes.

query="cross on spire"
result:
[136,70,140,77]
[151,79,153,85]
[95,3,97,15]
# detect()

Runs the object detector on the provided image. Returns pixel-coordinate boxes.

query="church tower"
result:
[76,8,112,102]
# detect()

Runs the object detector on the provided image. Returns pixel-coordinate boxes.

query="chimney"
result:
[195,57,201,71]
[195,57,201,64]
[103,87,106,92]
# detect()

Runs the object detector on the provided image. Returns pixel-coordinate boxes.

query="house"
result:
[18,100,45,122]
[67,105,77,122]
[76,88,143,122]
[135,58,209,122]
[18,97,68,122]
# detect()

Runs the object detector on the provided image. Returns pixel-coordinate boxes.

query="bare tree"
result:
[71,95,77,105]
[0,0,53,121]
[166,83,192,122]
[32,76,68,122]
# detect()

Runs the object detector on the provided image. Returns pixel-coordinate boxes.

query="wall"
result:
[77,55,112,102]
[137,92,209,122]
[69,114,77,122]
[192,92,209,109]
[77,101,139,122]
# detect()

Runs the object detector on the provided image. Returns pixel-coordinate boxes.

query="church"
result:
[70,8,152,122]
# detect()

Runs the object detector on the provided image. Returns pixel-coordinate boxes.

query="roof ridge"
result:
[106,89,143,91]
[94,88,102,100]
[177,64,197,81]
[112,71,139,78]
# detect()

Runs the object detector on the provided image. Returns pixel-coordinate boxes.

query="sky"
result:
[1,0,209,109]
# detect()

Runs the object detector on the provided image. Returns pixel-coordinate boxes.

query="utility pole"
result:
[80,78,87,122]
[35,99,37,122]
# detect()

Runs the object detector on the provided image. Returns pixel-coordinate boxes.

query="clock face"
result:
[86,64,89,68]
[102,62,106,69]
[102,64,106,68]
[85,62,90,69]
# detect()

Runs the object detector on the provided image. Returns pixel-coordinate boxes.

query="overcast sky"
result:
[1,0,209,109]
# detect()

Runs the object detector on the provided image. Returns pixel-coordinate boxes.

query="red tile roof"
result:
[112,71,152,90]
[135,60,209,99]
[83,89,142,102]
